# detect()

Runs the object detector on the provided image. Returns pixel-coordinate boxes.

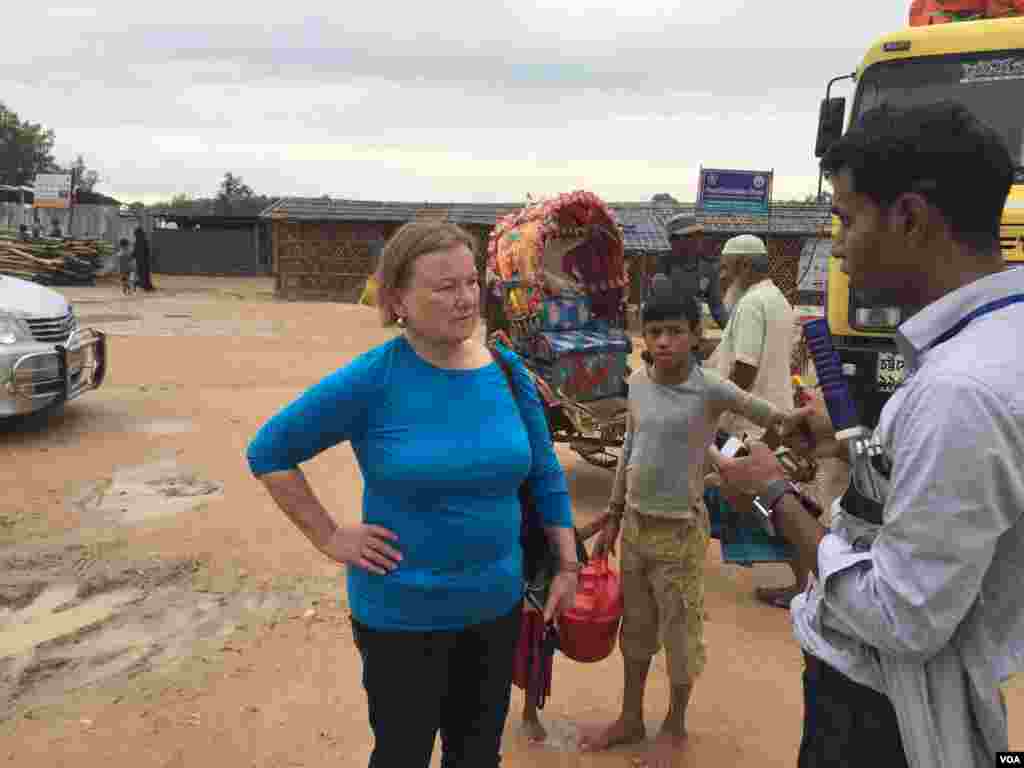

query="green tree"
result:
[70,154,102,193]
[216,172,253,213]
[0,102,57,186]
[141,192,195,210]
[169,192,194,208]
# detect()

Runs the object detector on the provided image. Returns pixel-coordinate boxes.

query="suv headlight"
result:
[0,315,23,345]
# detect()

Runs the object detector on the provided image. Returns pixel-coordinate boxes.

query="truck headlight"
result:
[0,316,21,345]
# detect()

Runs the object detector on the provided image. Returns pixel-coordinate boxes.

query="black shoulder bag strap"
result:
[488,344,556,586]
[488,344,589,583]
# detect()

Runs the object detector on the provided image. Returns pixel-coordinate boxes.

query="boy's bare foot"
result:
[641,726,688,767]
[522,715,547,744]
[578,716,646,752]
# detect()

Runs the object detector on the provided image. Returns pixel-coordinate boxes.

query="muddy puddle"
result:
[72,457,223,526]
[0,457,302,721]
[0,542,304,720]
[523,716,581,752]
[135,419,194,435]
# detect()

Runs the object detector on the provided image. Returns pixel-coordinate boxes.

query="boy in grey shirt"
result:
[580,295,786,767]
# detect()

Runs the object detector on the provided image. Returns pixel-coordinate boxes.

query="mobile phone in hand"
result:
[720,436,746,459]
[714,430,748,459]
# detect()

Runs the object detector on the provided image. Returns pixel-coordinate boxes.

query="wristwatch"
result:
[752,478,798,537]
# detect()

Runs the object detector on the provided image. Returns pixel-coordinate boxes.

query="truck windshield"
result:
[846,49,1024,331]
[855,49,1024,179]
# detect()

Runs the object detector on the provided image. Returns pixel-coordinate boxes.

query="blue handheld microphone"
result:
[801,318,888,523]
[802,318,863,440]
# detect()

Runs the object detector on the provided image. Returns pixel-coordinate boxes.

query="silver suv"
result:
[0,275,107,420]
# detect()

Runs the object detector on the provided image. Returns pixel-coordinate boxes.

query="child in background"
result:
[580,295,788,768]
[118,238,136,295]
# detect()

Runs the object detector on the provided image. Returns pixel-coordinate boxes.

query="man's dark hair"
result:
[642,295,701,331]
[821,101,1014,253]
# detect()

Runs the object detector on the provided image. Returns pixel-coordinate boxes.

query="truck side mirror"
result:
[815,97,846,158]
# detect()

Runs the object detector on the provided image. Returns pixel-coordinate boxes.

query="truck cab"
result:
[0,275,107,420]
[815,15,1024,427]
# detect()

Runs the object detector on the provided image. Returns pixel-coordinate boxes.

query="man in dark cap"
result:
[650,215,729,330]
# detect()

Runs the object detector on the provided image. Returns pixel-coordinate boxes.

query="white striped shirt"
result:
[791,267,1024,767]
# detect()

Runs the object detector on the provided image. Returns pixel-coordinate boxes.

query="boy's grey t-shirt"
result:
[611,363,781,520]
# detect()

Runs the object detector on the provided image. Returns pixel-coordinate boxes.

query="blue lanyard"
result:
[925,294,1024,351]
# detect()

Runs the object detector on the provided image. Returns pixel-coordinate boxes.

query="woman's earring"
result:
[396,315,406,328]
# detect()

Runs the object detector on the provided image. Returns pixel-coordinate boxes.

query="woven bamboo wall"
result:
[273,221,398,302]
[272,219,499,303]
[272,218,819,306]
[461,223,494,273]
[632,236,807,304]
[765,237,804,303]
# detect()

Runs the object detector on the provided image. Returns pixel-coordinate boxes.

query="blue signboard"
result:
[698,168,773,215]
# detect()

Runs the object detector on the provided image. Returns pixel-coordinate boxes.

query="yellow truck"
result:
[813,14,1024,427]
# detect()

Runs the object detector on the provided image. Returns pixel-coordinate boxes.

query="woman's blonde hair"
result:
[375,221,479,326]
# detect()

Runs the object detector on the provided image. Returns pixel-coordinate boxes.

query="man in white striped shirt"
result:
[719,102,1023,767]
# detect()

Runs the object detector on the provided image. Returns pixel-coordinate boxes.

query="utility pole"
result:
[67,165,79,238]
[17,166,24,227]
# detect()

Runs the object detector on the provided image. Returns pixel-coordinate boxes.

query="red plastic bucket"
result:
[558,558,623,663]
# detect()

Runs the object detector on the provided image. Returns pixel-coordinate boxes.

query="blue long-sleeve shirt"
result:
[247,336,573,631]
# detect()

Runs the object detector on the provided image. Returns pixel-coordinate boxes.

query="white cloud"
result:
[2,1,910,203]
[46,6,98,18]
[151,136,211,155]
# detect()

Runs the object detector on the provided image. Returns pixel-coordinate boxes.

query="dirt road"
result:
[1,276,1019,767]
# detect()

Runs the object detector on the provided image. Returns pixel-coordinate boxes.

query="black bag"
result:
[488,344,558,584]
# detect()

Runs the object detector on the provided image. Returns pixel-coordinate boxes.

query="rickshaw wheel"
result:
[571,443,620,471]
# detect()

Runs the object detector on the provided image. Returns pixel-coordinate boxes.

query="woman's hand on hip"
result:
[320,524,402,575]
[543,571,578,623]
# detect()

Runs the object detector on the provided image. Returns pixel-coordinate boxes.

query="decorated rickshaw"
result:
[484,190,632,470]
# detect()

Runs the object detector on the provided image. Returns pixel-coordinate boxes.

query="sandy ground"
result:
[0,275,1020,767]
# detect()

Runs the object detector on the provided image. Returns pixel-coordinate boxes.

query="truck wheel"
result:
[0,400,66,432]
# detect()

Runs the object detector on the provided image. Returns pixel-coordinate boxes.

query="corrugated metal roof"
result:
[443,203,524,225]
[151,197,278,219]
[262,198,831,246]
[261,197,525,225]
[614,206,673,252]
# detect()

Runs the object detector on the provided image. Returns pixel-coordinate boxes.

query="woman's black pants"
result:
[351,605,522,768]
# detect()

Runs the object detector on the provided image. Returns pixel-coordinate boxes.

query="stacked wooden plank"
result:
[0,230,113,286]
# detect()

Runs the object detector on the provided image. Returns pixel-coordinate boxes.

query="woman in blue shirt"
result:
[247,221,580,768]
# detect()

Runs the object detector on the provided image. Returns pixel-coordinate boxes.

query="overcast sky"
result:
[4,2,909,205]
